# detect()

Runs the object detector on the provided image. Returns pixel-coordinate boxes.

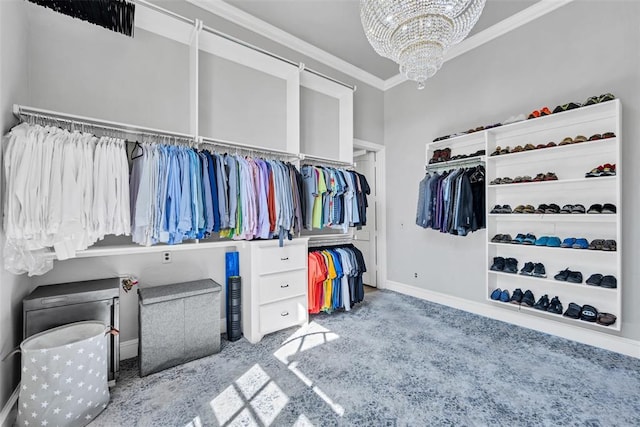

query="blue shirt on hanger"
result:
[204,151,220,233]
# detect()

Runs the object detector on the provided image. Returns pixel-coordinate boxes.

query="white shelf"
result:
[43,237,311,260]
[487,213,617,223]
[43,240,242,259]
[487,101,618,138]
[487,300,620,331]
[488,270,617,292]
[430,101,618,149]
[487,137,616,164]
[426,155,486,170]
[487,242,617,256]
[487,176,616,189]
[426,128,486,169]
[428,131,485,148]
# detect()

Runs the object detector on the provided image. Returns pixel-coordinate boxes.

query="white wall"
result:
[384,1,640,340]
[0,0,32,412]
[199,52,287,149]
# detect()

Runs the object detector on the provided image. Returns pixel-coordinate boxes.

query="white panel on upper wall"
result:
[135,2,195,45]
[300,87,340,159]
[199,52,288,150]
[300,71,354,163]
[198,29,300,153]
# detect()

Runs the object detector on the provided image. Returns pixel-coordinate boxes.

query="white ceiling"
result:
[221,0,538,81]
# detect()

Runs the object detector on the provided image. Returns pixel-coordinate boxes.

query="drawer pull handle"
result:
[280,257,289,261]
[280,284,289,288]
[280,311,289,317]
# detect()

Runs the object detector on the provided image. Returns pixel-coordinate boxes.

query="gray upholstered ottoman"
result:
[138,279,221,376]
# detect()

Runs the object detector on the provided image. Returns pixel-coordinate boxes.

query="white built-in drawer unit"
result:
[240,238,309,343]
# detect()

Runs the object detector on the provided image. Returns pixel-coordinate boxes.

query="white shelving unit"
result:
[425,100,622,333]
[485,100,621,331]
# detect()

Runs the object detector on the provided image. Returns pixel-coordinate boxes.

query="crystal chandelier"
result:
[361,0,486,89]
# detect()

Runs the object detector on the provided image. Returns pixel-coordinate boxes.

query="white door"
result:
[354,151,377,287]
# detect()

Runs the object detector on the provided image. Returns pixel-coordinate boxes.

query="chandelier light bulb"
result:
[360,0,486,89]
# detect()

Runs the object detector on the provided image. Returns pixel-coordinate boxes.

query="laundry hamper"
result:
[138,279,222,376]
[17,321,110,427]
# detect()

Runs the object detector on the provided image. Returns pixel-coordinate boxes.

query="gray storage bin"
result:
[23,278,120,384]
[138,279,221,376]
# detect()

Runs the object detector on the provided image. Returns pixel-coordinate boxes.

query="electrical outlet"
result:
[414,273,418,278]
[162,252,172,264]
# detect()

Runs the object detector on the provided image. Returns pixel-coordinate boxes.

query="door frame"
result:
[353,138,387,290]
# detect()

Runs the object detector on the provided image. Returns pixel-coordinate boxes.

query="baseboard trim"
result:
[120,317,228,360]
[0,383,19,427]
[220,316,227,334]
[120,338,139,360]
[385,280,640,358]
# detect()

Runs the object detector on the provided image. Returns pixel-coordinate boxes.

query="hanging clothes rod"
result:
[199,136,300,159]
[13,104,195,141]
[133,0,356,91]
[301,154,354,168]
[425,155,486,171]
[13,104,302,160]
[308,234,354,248]
[302,68,356,92]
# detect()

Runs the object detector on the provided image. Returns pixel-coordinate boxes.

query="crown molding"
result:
[384,73,407,91]
[186,0,387,91]
[384,0,576,91]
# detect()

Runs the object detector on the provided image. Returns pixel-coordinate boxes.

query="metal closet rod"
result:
[134,0,356,91]
[13,104,300,159]
[301,154,354,168]
[425,156,486,171]
[308,234,354,248]
[199,136,299,158]
[13,104,195,140]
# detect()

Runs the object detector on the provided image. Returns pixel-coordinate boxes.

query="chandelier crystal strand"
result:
[451,0,486,44]
[361,0,486,89]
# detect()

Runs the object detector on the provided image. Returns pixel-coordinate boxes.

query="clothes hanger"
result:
[131,141,144,160]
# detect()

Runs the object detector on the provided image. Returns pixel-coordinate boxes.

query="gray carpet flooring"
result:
[91,289,640,427]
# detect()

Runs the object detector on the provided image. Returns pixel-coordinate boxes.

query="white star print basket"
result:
[16,321,110,427]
